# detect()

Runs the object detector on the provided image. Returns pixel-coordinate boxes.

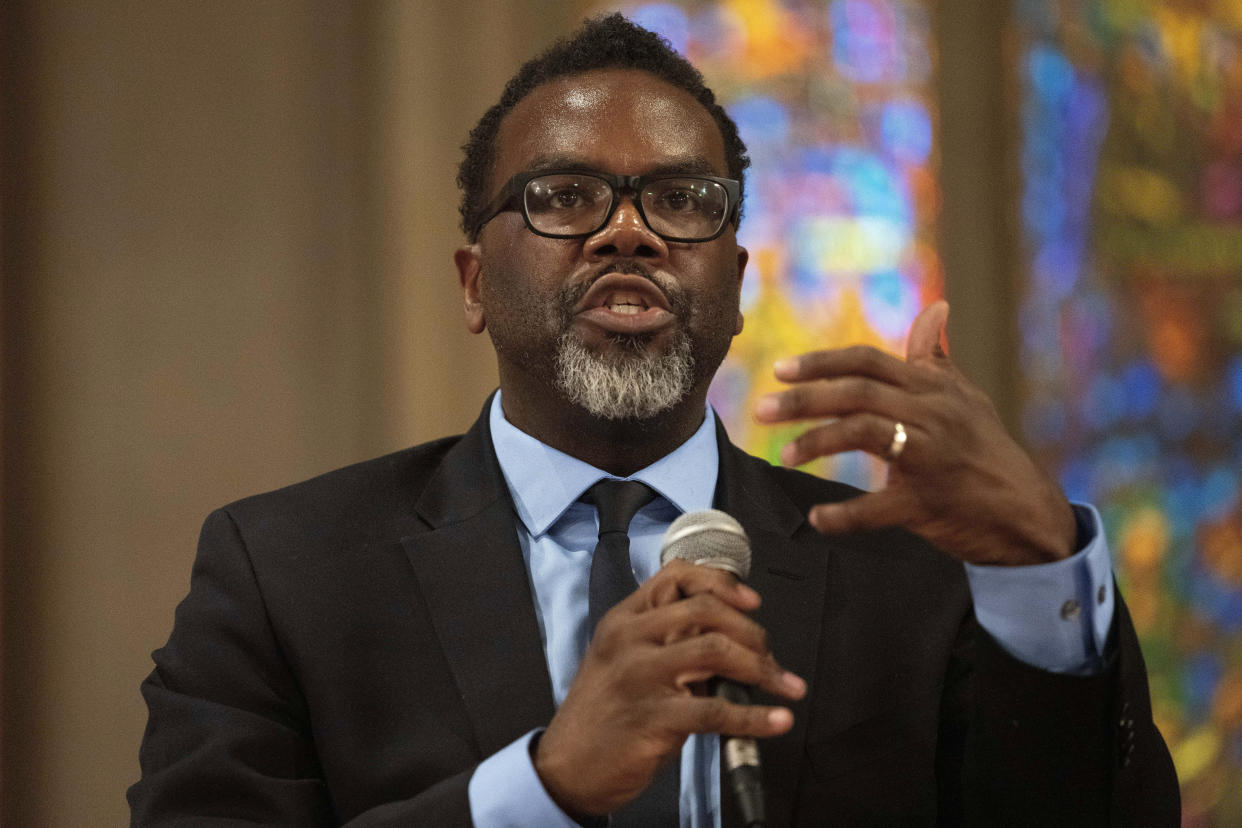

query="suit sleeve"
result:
[128,509,475,827]
[936,593,1180,826]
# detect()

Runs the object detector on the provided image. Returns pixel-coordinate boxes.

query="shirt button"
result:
[1097,584,1107,605]
[1061,599,1081,620]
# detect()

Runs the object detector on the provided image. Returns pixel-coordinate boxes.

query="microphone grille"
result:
[660,509,751,580]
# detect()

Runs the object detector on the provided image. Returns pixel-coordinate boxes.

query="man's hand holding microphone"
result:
[534,511,800,825]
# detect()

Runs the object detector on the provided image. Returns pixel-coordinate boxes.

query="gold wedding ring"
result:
[885,422,907,462]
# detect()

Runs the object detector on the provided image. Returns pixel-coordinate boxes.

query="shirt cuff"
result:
[467,729,583,828]
[963,503,1115,675]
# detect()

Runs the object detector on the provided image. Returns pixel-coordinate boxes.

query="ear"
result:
[454,245,486,334]
[733,246,749,336]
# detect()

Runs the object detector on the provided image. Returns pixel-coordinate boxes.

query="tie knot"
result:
[586,479,657,536]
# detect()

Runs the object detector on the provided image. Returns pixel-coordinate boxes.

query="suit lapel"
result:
[402,401,557,758]
[713,418,833,828]
[714,416,829,691]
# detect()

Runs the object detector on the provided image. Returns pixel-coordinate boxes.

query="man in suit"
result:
[130,14,1179,826]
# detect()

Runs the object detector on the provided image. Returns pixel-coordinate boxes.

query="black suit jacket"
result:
[130,403,1179,826]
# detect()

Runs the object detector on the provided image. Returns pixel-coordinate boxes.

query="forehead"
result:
[491,68,729,186]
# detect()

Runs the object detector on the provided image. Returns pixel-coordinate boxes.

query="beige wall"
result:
[0,2,570,824]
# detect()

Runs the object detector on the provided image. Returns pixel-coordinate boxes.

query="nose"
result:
[582,195,669,261]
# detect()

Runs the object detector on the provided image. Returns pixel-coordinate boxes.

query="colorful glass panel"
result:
[1016,2,1242,820]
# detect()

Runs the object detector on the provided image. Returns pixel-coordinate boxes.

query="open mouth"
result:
[601,290,650,315]
[577,272,671,313]
[574,272,675,335]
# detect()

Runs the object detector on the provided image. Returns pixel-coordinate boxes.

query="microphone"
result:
[660,509,766,828]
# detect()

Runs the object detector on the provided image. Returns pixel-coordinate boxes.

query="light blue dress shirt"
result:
[468,391,1116,827]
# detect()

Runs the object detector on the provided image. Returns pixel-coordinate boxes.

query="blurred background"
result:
[2,0,1239,824]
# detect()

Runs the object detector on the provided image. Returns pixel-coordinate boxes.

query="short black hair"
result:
[457,13,749,241]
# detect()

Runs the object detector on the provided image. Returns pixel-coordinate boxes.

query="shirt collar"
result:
[489,390,719,536]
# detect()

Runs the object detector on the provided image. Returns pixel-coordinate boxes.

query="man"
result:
[130,14,1178,826]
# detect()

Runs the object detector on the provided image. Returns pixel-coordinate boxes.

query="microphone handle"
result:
[712,678,766,828]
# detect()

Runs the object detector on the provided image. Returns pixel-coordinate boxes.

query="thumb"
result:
[905,300,949,363]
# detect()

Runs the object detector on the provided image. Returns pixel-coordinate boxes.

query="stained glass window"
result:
[587,0,942,490]
[1016,2,1242,820]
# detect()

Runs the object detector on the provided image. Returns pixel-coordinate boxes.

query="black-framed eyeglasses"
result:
[474,169,741,243]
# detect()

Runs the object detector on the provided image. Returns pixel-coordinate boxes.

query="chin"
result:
[555,330,694,421]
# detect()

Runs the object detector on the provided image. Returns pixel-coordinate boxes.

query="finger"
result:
[773,344,911,386]
[754,376,912,425]
[598,566,760,653]
[905,300,949,364]
[807,489,917,535]
[657,632,805,700]
[663,695,795,739]
[779,413,907,467]
[624,592,769,653]
[641,559,759,611]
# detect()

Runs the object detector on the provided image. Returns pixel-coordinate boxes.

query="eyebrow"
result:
[522,154,722,177]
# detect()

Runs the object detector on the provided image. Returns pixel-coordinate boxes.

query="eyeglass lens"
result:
[523,174,729,240]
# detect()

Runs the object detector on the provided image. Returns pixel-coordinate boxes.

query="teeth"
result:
[609,303,642,315]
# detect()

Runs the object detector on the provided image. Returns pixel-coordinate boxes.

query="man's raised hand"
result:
[755,300,1077,567]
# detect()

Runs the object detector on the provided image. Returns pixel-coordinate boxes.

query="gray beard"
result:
[554,331,694,421]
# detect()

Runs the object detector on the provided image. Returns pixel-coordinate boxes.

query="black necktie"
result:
[584,479,679,827]
[585,479,657,636]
